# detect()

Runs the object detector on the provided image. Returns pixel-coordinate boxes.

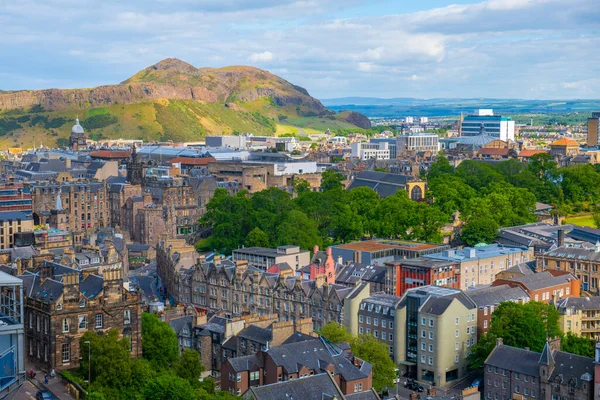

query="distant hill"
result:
[0,58,370,147]
[321,97,600,119]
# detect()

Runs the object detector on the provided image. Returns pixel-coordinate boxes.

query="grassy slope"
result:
[564,215,597,228]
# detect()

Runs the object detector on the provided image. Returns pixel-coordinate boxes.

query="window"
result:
[366,316,371,325]
[516,373,520,380]
[359,315,363,323]
[515,385,520,394]
[250,371,260,380]
[354,383,363,392]
[124,309,131,324]
[428,357,433,365]
[429,331,434,340]
[455,317,459,325]
[359,327,363,334]
[382,320,387,328]
[429,344,433,352]
[429,319,434,327]
[455,355,459,363]
[382,332,386,340]
[62,318,69,333]
[421,342,426,351]
[422,317,426,325]
[455,342,459,350]
[524,388,529,396]
[524,376,529,382]
[79,299,86,307]
[389,334,393,341]
[236,373,241,382]
[95,313,103,328]
[62,343,70,363]
[455,330,459,337]
[484,320,488,329]
[422,330,426,338]
[57,303,63,311]
[389,321,393,329]
[374,331,379,338]
[421,355,426,363]
[374,318,379,327]
[531,390,536,398]
[78,315,87,330]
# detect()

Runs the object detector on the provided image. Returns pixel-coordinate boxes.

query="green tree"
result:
[428,153,454,179]
[468,301,561,369]
[245,227,270,248]
[293,179,311,195]
[561,332,595,358]
[275,210,322,250]
[321,169,345,191]
[175,349,205,387]
[460,216,499,246]
[411,203,448,243]
[353,334,396,392]
[144,375,198,400]
[142,313,179,370]
[319,322,353,344]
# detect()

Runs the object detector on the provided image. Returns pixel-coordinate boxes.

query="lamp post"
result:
[84,341,91,390]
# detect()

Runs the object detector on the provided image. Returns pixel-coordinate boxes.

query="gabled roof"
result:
[466,284,530,308]
[550,138,578,146]
[80,274,103,299]
[246,373,344,400]
[30,278,63,303]
[485,344,541,376]
[238,325,272,345]
[519,149,548,158]
[228,354,263,373]
[502,270,575,291]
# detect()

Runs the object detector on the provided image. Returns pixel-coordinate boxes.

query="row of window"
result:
[358,327,393,341]
[61,310,131,332]
[358,315,393,328]
[359,302,395,316]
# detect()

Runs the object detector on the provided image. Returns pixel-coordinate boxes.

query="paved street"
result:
[14,380,38,399]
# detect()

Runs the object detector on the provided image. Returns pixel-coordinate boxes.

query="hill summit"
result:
[0,59,370,146]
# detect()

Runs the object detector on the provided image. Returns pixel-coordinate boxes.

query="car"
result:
[404,380,425,392]
[36,390,59,400]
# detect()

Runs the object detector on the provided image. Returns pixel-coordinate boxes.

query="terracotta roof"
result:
[89,150,131,159]
[169,157,216,165]
[519,149,548,157]
[335,240,440,252]
[477,148,510,156]
[550,138,578,147]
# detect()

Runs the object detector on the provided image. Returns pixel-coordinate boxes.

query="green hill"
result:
[0,58,370,148]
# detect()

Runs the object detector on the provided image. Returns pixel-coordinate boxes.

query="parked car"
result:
[404,380,425,392]
[36,391,59,400]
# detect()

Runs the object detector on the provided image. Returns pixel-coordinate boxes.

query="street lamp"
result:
[84,341,91,390]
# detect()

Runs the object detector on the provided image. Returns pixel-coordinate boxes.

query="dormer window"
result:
[79,299,86,308]
[57,303,63,311]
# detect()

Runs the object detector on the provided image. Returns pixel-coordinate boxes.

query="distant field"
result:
[564,215,596,228]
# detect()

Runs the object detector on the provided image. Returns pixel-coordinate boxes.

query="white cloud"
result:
[249,51,274,62]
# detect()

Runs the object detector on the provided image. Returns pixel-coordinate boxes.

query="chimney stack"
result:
[558,229,565,248]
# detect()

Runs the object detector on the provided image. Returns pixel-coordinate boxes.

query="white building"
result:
[460,109,515,141]
[405,116,414,124]
[419,117,429,124]
[351,142,390,160]
[396,132,440,153]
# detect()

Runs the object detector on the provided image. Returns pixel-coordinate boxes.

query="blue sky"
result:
[0,0,598,99]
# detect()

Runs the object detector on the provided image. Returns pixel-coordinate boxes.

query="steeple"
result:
[539,341,554,366]
[55,192,63,211]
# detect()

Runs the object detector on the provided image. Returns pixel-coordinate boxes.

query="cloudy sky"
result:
[0,0,598,99]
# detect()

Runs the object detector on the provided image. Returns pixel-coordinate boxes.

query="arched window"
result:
[411,185,423,200]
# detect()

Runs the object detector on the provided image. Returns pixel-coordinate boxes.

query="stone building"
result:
[0,211,34,249]
[69,118,87,150]
[108,182,142,231]
[538,243,600,295]
[31,181,111,232]
[22,263,142,371]
[484,338,594,400]
[356,292,401,359]
[556,297,600,340]
[157,241,352,331]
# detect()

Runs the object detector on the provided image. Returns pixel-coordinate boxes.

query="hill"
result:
[0,58,370,147]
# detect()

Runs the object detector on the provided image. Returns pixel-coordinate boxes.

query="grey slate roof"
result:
[466,284,530,308]
[229,354,263,373]
[169,316,194,336]
[485,345,542,376]
[557,296,600,312]
[550,351,594,386]
[282,332,316,345]
[30,278,63,303]
[336,262,386,286]
[504,271,575,291]
[80,274,104,299]
[348,171,414,198]
[238,325,272,345]
[265,338,372,382]
[246,373,343,400]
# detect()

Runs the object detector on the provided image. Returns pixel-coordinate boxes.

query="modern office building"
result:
[396,133,440,154]
[0,212,34,250]
[232,245,310,271]
[587,112,600,147]
[0,183,32,216]
[0,271,25,398]
[460,109,515,141]
[351,142,390,160]
[394,286,477,386]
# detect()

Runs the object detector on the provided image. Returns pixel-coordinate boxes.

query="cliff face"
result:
[0,58,330,115]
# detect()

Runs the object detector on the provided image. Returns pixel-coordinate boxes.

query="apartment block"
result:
[493,270,580,303]
[395,286,477,386]
[0,212,34,250]
[538,243,600,294]
[557,297,600,340]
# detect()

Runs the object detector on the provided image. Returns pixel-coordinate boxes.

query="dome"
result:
[71,118,85,135]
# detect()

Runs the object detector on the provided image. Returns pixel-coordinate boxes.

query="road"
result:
[14,381,40,400]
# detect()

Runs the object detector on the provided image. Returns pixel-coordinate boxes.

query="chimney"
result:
[557,229,565,248]
[496,337,503,347]
[236,260,248,275]
[337,256,342,264]
[313,245,319,255]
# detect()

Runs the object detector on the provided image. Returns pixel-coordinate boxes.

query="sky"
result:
[0,0,599,99]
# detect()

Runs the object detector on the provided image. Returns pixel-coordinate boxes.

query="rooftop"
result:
[466,284,530,307]
[424,244,529,262]
[333,240,441,253]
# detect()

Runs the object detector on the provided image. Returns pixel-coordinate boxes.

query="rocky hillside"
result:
[0,59,370,147]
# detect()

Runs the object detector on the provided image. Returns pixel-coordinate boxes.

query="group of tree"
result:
[199,169,450,254]
[319,322,397,393]
[467,301,594,370]
[428,153,600,244]
[76,313,238,400]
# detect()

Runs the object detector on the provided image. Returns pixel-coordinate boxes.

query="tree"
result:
[353,334,397,392]
[245,227,270,248]
[460,216,499,246]
[321,169,345,191]
[293,179,311,195]
[319,322,353,344]
[175,349,205,386]
[468,301,561,369]
[275,210,322,250]
[142,313,179,370]
[561,332,595,358]
[428,153,454,180]
[144,375,198,400]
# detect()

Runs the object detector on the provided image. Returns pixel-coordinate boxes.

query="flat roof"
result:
[333,240,442,252]
[0,270,22,286]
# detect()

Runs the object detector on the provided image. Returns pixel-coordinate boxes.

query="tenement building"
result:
[484,338,594,400]
[539,243,600,295]
[31,181,111,231]
[157,243,352,331]
[556,297,600,340]
[22,263,142,371]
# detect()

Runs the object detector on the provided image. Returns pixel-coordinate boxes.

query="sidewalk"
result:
[26,362,75,399]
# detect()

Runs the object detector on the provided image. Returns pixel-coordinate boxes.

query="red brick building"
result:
[221,337,373,397]
[393,258,461,296]
[492,270,580,303]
